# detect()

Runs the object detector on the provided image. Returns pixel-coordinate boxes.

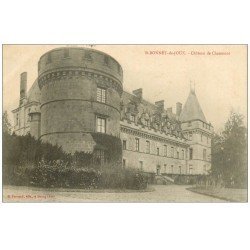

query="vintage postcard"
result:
[2,44,247,202]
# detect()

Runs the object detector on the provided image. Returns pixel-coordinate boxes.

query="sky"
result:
[2,44,247,132]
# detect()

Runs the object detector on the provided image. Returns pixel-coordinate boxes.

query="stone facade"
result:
[12,47,213,175]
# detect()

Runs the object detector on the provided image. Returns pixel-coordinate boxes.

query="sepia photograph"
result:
[2,44,248,202]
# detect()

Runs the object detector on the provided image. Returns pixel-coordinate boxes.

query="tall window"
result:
[164,145,167,156]
[201,133,203,142]
[146,141,150,154]
[189,148,193,160]
[157,147,159,156]
[145,119,149,127]
[97,87,106,103]
[123,159,126,167]
[203,149,207,160]
[171,147,174,158]
[177,151,179,159]
[182,149,185,160]
[122,140,127,150]
[96,117,106,133]
[94,149,105,165]
[135,138,139,152]
[179,166,182,174]
[131,114,135,122]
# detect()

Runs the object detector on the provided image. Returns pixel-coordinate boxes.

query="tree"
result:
[211,111,247,188]
[3,110,12,135]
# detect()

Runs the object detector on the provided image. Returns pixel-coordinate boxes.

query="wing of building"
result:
[12,47,213,176]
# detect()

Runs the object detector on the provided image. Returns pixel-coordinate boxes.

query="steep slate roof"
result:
[179,89,207,123]
[27,79,41,103]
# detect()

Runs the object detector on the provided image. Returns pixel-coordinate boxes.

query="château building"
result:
[12,47,213,175]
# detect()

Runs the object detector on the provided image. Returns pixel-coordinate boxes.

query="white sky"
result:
[3,44,247,131]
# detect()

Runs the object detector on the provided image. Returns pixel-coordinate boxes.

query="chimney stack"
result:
[132,88,143,99]
[176,102,182,116]
[20,72,27,100]
[167,107,173,114]
[155,100,165,112]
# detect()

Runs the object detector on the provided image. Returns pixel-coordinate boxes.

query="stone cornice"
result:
[38,68,123,96]
[120,124,189,147]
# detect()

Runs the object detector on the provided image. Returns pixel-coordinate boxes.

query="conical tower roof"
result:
[179,89,207,123]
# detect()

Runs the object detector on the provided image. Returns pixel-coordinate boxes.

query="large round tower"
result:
[38,47,123,157]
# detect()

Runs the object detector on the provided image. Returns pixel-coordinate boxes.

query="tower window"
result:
[182,149,184,159]
[146,141,150,154]
[97,87,106,103]
[135,138,139,152]
[171,147,174,158]
[96,117,106,133]
[122,140,127,150]
[189,148,193,160]
[131,114,135,122]
[157,147,159,156]
[164,145,167,156]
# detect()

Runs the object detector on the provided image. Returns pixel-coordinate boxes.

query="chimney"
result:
[20,72,27,100]
[155,100,165,112]
[176,102,182,116]
[132,88,143,99]
[167,107,173,114]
